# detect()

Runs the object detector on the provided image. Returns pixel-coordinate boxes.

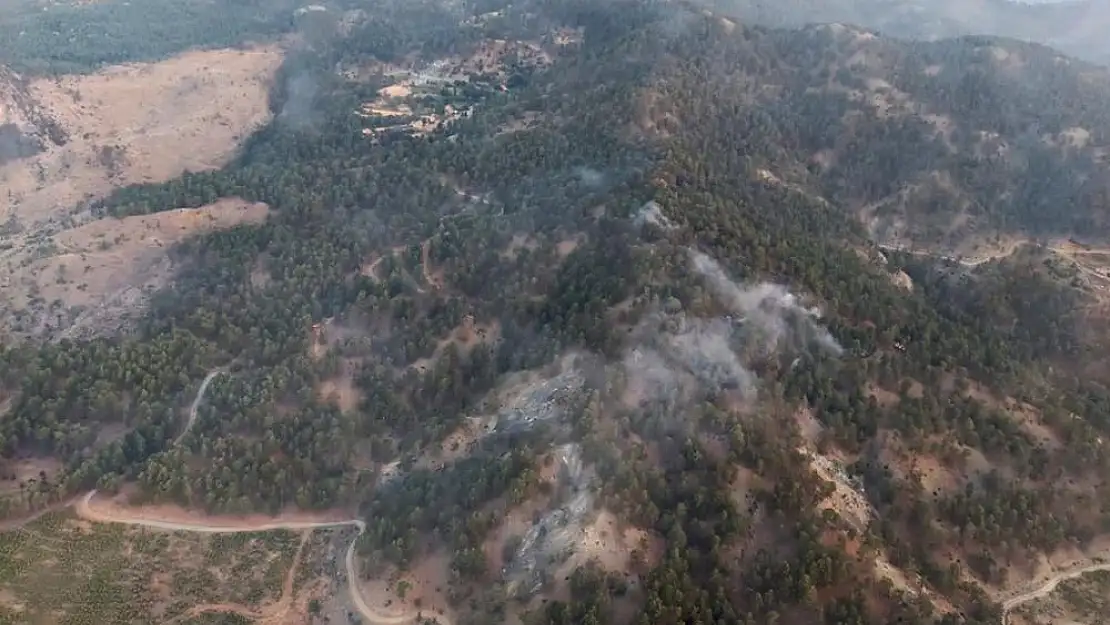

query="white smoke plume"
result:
[689,249,843,356]
[618,250,842,424]
[621,346,686,408]
[278,71,321,129]
[664,316,758,395]
[573,166,606,189]
[624,314,759,402]
[633,200,676,230]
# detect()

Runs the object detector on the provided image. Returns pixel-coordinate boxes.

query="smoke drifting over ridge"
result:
[624,314,758,404]
[621,248,842,417]
[689,250,843,357]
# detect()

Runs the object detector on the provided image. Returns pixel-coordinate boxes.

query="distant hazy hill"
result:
[704,0,1110,65]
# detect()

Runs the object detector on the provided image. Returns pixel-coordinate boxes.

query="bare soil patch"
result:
[482,495,557,575]
[1,45,281,337]
[2,198,269,338]
[0,588,26,616]
[501,233,539,260]
[415,417,486,471]
[866,383,901,408]
[360,255,386,282]
[962,382,1062,451]
[412,317,500,372]
[421,239,445,289]
[0,456,62,496]
[317,357,364,414]
[556,237,580,258]
[359,553,455,625]
[175,530,312,625]
[802,447,872,532]
[2,46,280,227]
[890,269,914,291]
[577,510,663,574]
[911,450,969,495]
[79,488,351,528]
[1009,568,1110,625]
[793,405,824,443]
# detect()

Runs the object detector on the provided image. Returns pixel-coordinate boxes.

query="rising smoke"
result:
[620,248,842,418]
[277,70,322,130]
[633,200,676,230]
[573,166,607,189]
[623,313,758,410]
[0,122,43,166]
[689,249,843,356]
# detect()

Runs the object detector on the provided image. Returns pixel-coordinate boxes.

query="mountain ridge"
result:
[705,0,1110,65]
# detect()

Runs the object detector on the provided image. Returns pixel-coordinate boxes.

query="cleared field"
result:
[2,198,270,339]
[0,510,301,624]
[0,44,282,338]
[1,45,280,228]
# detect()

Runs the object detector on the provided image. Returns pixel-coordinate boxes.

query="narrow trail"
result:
[7,369,448,625]
[276,532,313,621]
[171,530,311,624]
[877,244,1005,268]
[1000,560,1110,625]
[179,368,226,444]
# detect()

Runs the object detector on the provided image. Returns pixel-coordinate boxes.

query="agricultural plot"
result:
[0,510,301,624]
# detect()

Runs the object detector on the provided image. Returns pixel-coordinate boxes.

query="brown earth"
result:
[359,553,455,625]
[2,46,280,227]
[317,357,364,414]
[170,530,313,625]
[0,45,282,338]
[3,198,269,338]
[80,488,354,529]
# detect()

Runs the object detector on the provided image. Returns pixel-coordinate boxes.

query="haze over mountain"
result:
[707,0,1110,65]
[5,1,1110,624]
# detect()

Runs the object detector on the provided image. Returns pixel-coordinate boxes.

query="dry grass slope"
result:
[0,45,283,338]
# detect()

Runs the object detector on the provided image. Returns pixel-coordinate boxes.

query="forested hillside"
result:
[0,0,299,74]
[3,1,1110,624]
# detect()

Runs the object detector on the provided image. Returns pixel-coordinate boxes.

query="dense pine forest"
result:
[5,0,1110,624]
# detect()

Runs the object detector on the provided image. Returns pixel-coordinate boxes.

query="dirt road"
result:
[4,370,447,625]
[70,369,449,625]
[171,530,311,625]
[877,243,1011,268]
[76,492,447,625]
[1000,560,1110,625]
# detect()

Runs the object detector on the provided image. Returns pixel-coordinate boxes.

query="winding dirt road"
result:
[999,560,1110,625]
[46,370,448,625]
[75,493,447,625]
